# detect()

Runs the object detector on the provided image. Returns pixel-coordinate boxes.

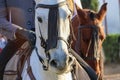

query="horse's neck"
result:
[37,0,66,4]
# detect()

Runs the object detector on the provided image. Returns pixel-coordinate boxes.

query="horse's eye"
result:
[37,17,42,23]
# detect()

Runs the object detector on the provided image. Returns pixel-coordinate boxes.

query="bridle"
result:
[75,25,100,60]
[35,1,74,70]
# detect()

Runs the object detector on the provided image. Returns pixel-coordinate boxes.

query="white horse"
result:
[21,0,76,80]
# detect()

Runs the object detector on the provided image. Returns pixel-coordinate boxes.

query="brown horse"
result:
[72,3,107,80]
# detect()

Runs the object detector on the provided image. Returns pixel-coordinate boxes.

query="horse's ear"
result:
[76,5,86,24]
[97,3,107,21]
[76,4,83,14]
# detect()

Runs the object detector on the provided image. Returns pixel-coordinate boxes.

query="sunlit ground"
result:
[104,63,120,80]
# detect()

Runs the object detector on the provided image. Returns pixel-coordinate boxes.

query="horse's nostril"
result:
[50,59,57,68]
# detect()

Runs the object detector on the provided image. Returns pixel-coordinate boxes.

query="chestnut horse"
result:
[72,3,107,80]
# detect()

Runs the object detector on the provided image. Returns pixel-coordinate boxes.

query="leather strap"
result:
[27,55,36,80]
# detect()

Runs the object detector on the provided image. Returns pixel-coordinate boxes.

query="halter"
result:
[36,1,73,70]
[75,25,100,60]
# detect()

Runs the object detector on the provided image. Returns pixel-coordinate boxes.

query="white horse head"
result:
[22,0,75,80]
[35,0,75,73]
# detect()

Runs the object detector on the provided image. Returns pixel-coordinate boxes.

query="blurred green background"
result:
[81,0,99,11]
[103,34,120,63]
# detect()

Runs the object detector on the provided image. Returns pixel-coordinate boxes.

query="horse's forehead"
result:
[81,25,104,39]
[36,6,71,20]
[81,29,92,38]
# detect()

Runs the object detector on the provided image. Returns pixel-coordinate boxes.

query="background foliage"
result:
[103,34,120,63]
[81,0,99,11]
